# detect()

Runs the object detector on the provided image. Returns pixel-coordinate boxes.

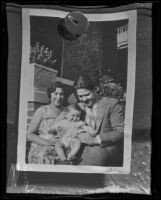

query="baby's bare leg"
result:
[55,141,66,161]
[67,140,81,160]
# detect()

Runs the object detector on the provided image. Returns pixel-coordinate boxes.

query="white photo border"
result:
[16,8,137,174]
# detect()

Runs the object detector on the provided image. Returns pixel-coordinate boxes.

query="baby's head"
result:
[66,104,82,122]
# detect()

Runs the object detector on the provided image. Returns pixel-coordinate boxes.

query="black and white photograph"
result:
[5,2,155,195]
[16,8,137,174]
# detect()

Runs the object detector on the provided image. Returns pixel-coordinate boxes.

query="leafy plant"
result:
[98,74,125,100]
[30,42,57,68]
[98,73,126,115]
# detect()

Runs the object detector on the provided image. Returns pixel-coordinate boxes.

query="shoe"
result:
[71,158,82,165]
[56,160,72,165]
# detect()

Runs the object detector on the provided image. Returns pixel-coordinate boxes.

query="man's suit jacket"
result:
[78,96,124,166]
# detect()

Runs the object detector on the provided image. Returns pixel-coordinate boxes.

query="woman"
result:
[26,81,68,164]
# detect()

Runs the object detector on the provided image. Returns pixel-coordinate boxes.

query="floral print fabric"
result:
[28,105,66,164]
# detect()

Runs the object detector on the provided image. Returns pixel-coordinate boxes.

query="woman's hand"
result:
[48,129,57,135]
[38,138,54,146]
[47,136,60,145]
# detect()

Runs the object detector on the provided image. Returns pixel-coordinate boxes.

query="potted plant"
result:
[29,42,58,103]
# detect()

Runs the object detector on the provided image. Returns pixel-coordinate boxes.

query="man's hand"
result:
[78,133,100,146]
[83,126,97,137]
[89,130,97,137]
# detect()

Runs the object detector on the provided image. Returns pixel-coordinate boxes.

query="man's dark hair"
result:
[74,74,96,91]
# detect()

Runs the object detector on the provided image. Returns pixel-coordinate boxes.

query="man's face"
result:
[77,88,97,108]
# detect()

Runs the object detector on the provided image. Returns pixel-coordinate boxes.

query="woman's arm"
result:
[26,107,56,146]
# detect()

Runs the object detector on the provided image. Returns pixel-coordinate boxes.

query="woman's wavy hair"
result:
[47,81,65,98]
[73,74,96,91]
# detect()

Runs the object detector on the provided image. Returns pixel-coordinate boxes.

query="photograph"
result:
[16,8,137,174]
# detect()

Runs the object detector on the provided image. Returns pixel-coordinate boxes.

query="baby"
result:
[53,104,97,161]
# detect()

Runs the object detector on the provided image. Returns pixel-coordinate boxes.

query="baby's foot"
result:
[67,153,76,160]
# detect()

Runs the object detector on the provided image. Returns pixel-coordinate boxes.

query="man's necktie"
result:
[86,107,96,130]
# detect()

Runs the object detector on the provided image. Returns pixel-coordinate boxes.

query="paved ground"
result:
[7,131,151,195]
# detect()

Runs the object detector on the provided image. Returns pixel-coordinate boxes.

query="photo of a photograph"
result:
[17,9,137,174]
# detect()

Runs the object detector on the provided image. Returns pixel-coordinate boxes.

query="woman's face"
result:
[50,87,65,107]
[77,88,97,108]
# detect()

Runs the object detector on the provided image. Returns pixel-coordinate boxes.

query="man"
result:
[74,74,124,166]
